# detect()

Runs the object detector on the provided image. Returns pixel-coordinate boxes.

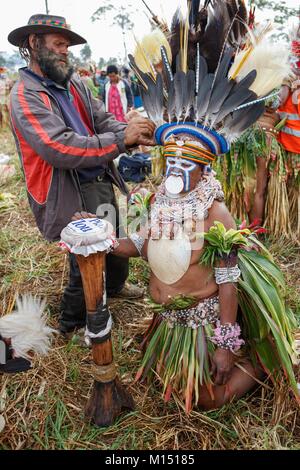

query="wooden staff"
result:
[76,250,134,427]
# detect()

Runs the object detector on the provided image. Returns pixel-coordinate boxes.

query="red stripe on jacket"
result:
[17,82,117,157]
[14,123,54,205]
[39,91,52,110]
[70,84,94,136]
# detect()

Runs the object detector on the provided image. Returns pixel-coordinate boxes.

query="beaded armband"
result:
[129,233,145,256]
[214,265,241,285]
[107,238,120,254]
[211,321,244,353]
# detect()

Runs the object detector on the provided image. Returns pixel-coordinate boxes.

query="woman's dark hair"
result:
[106,64,119,75]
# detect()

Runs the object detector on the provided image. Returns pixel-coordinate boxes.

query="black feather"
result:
[128,54,149,90]
[170,8,182,73]
[226,0,248,48]
[213,87,257,124]
[188,0,201,28]
[140,73,164,124]
[155,73,164,120]
[196,53,208,93]
[213,46,234,87]
[223,101,265,135]
[174,71,187,121]
[200,0,230,73]
[166,81,176,122]
[171,2,209,73]
[184,70,196,120]
[195,72,214,120]
[206,78,235,118]
[187,6,208,71]
[161,46,173,91]
[205,46,235,119]
[232,70,257,91]
[176,54,182,73]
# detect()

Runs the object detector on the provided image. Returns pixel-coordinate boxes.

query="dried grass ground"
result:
[0,128,299,450]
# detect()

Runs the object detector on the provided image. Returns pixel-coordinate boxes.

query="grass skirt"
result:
[136,246,299,413]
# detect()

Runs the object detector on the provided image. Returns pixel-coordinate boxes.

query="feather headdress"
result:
[0,295,55,359]
[130,0,288,161]
[228,37,290,98]
[134,29,172,74]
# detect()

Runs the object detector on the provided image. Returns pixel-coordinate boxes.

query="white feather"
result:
[0,295,55,359]
[134,29,172,73]
[288,20,300,41]
[229,38,290,97]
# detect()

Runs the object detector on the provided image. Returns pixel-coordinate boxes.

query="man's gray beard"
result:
[36,47,74,87]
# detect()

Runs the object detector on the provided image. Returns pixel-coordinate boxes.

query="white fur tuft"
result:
[134,29,172,73]
[229,38,290,98]
[0,295,55,359]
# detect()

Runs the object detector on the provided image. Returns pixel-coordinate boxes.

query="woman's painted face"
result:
[165,157,202,196]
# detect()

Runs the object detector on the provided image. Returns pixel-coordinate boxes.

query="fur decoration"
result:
[129,0,286,149]
[134,29,171,73]
[0,295,55,359]
[229,38,290,97]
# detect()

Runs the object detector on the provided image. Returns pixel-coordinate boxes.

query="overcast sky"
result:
[1,0,298,63]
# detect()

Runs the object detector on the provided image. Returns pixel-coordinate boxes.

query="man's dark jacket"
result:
[10,69,128,241]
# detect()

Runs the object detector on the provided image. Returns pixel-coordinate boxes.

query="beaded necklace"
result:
[150,175,224,228]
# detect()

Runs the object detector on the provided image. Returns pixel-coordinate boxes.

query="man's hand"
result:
[211,348,235,386]
[125,109,140,121]
[124,117,156,147]
[72,211,96,221]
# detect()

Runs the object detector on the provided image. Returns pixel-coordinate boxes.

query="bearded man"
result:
[8,14,155,336]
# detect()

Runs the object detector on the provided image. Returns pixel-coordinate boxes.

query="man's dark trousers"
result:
[59,175,129,333]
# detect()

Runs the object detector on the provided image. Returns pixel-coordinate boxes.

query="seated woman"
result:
[111,139,266,411]
[72,3,299,413]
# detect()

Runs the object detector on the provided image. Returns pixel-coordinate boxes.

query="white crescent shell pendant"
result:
[147,228,191,285]
[165,175,184,195]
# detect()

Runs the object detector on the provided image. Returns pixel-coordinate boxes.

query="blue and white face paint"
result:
[165,157,197,196]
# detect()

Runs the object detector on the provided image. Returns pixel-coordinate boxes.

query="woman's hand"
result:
[211,348,235,386]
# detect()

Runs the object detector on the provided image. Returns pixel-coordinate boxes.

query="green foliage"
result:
[0,54,6,67]
[147,294,197,313]
[92,1,135,30]
[200,222,250,266]
[200,221,299,398]
[92,0,137,59]
[80,44,92,63]
[0,51,25,69]
[238,249,299,398]
[0,192,17,214]
[98,57,106,70]
[127,191,153,233]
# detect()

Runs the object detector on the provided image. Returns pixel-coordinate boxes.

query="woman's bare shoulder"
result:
[207,201,236,231]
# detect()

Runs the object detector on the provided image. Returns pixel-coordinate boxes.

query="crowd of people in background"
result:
[0,59,143,129]
[77,63,143,122]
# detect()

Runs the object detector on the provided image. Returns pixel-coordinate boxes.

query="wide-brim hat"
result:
[8,14,87,47]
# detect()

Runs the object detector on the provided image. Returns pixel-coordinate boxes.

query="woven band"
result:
[211,321,245,353]
[129,233,145,256]
[164,142,215,165]
[91,363,117,383]
[214,266,241,285]
[29,19,70,28]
